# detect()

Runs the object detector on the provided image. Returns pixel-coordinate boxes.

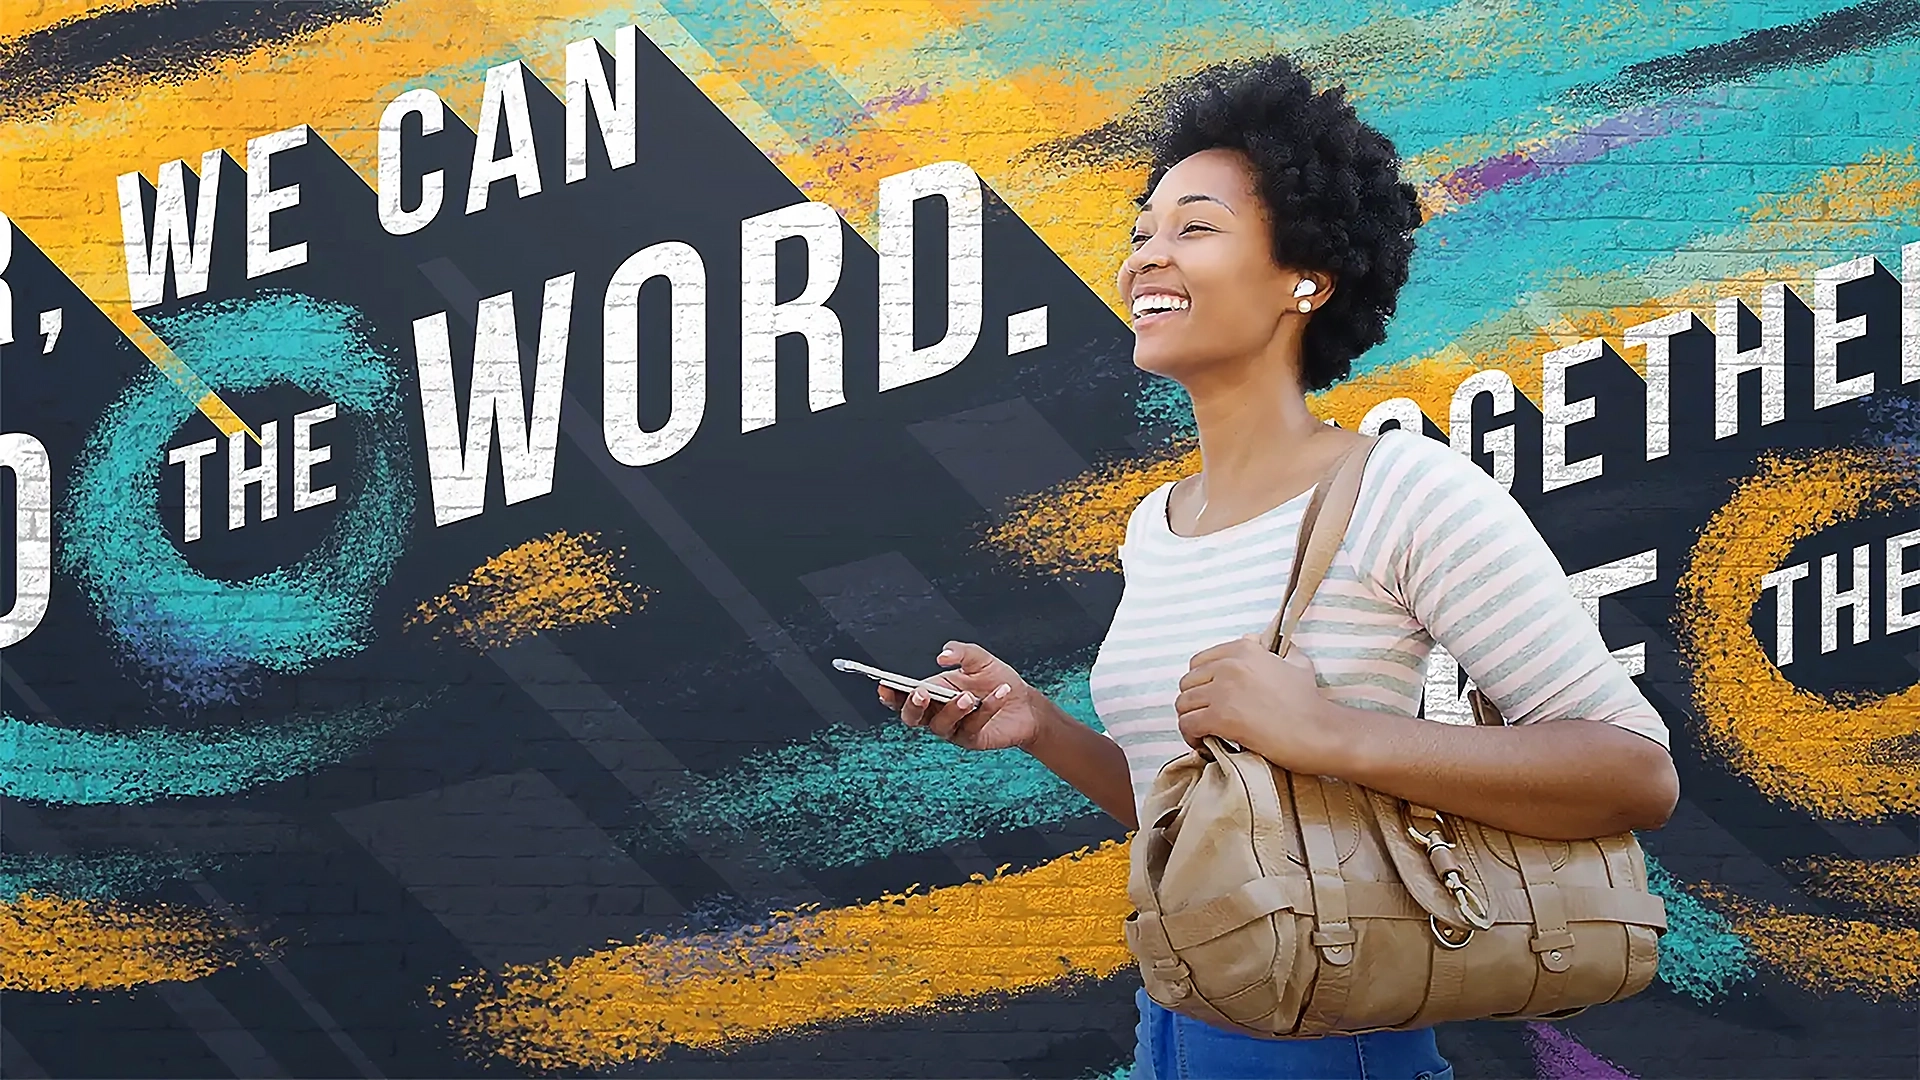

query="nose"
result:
[1122,236,1170,280]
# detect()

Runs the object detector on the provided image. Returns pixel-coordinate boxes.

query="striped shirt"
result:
[1089,429,1669,812]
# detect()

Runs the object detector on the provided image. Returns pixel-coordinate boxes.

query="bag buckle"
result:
[1408,811,1496,931]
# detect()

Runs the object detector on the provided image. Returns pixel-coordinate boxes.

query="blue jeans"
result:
[1132,990,1452,1080]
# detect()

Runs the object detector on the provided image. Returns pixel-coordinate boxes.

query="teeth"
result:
[1131,294,1190,317]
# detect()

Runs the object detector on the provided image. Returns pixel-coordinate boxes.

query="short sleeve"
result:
[1362,433,1670,750]
[1117,482,1171,570]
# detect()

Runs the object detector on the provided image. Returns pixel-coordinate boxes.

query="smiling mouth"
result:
[1130,295,1190,326]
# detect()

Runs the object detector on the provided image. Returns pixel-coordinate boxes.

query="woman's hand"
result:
[877,641,1044,752]
[1175,635,1343,773]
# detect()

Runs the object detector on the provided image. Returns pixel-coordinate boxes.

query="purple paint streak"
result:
[1439,100,1706,207]
[1527,1022,1636,1080]
[862,82,933,114]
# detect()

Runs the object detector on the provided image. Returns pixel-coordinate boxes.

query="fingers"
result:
[1188,635,1261,668]
[899,680,977,732]
[1176,706,1215,750]
[924,686,983,739]
[936,641,997,676]
[1177,665,1215,692]
[1173,684,1209,718]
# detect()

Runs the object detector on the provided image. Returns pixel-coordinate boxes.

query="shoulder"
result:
[1121,481,1176,550]
[1359,428,1507,505]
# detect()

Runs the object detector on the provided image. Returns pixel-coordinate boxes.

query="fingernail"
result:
[911,690,928,705]
[991,683,1012,700]
[956,693,977,711]
[938,648,956,662]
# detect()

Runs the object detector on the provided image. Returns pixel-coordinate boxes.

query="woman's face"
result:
[1117,148,1321,382]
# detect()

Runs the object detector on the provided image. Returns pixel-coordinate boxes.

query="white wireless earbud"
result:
[1292,279,1318,298]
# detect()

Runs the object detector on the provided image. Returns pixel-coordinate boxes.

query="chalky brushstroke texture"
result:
[408,531,640,650]
[670,660,1102,869]
[4,0,1918,1075]
[0,893,240,992]
[1676,449,1920,820]
[1793,854,1920,917]
[0,851,223,901]
[1527,1022,1637,1080]
[1717,899,1920,998]
[58,293,413,709]
[0,0,387,122]
[987,451,1197,575]
[0,703,408,805]
[1643,854,1753,1002]
[439,842,1135,1070]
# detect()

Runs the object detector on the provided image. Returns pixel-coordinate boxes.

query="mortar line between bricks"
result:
[0,659,383,1080]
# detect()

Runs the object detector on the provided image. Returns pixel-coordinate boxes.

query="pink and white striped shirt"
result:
[1089,428,1669,812]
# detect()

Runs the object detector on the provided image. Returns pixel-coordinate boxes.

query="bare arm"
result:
[1314,703,1677,839]
[1022,692,1140,831]
[1178,639,1678,840]
[883,641,1140,831]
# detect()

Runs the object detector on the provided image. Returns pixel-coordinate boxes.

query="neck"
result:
[1186,347,1327,509]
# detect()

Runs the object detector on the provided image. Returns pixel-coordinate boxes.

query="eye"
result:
[1129,231,1150,246]
[1180,221,1216,235]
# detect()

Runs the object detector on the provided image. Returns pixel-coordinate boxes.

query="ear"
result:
[1304,271,1336,302]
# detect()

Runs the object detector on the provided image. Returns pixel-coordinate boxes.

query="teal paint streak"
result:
[1136,378,1195,439]
[667,658,1104,870]
[1643,852,1755,1002]
[931,0,1402,98]
[1339,0,1868,158]
[656,0,867,144]
[1361,43,1920,379]
[0,851,221,901]
[0,702,420,805]
[1080,5,1908,431]
[58,292,414,709]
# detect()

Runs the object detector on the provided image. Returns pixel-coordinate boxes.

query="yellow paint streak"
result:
[446,841,1134,1070]
[1724,906,1920,998]
[408,530,638,650]
[0,893,237,992]
[762,1,961,82]
[1748,147,1920,242]
[1793,854,1920,919]
[1310,345,1486,434]
[0,0,169,42]
[190,390,257,443]
[987,447,1198,576]
[1675,449,1920,819]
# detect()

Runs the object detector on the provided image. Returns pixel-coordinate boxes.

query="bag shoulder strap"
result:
[1259,436,1382,658]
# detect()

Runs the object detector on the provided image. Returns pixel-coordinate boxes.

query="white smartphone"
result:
[831,658,963,703]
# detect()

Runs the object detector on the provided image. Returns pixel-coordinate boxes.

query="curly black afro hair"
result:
[1146,55,1423,391]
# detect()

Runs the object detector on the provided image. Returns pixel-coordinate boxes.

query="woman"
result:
[879,54,1679,1080]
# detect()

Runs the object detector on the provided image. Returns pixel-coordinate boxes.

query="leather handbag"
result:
[1122,437,1667,1039]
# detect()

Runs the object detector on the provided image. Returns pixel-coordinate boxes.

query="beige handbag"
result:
[1123,437,1666,1039]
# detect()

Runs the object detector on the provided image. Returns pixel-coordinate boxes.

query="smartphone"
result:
[831,658,963,703]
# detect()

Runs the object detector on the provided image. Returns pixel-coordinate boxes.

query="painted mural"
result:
[1,1,1916,1076]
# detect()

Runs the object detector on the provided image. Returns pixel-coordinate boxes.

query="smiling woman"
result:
[877,52,1677,1080]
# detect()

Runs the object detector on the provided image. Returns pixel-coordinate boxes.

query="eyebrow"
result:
[1138,192,1236,214]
